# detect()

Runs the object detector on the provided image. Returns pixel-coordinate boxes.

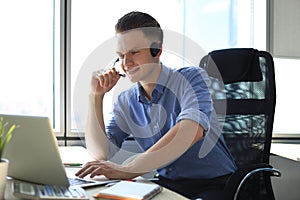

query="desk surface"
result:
[5,179,187,200]
[5,146,188,200]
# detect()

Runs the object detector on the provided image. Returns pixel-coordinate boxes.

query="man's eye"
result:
[131,51,139,55]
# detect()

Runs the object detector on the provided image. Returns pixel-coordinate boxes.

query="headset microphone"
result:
[113,58,125,77]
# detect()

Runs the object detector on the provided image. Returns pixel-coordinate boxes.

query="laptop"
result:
[2,114,117,187]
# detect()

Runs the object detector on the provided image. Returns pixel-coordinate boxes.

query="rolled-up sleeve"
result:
[176,67,213,132]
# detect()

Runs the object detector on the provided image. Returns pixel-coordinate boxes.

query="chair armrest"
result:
[224,163,281,200]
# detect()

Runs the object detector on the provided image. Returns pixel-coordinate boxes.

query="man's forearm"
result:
[85,93,109,160]
[124,119,204,174]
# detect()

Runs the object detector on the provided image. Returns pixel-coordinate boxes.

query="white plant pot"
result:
[0,158,9,200]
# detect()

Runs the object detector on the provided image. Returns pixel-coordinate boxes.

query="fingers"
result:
[97,68,120,87]
[75,160,140,180]
[75,161,99,178]
[90,164,109,178]
[91,68,121,95]
[75,160,109,179]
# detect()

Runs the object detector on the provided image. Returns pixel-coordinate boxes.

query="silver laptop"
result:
[2,114,116,187]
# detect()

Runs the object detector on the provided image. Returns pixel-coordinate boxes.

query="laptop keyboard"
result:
[12,180,89,200]
[68,177,95,186]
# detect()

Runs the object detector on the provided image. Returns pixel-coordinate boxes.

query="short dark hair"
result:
[115,11,163,43]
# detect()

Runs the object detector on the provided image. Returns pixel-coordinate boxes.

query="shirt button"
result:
[153,122,159,129]
[168,168,173,172]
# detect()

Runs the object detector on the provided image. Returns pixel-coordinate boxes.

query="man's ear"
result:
[150,42,162,57]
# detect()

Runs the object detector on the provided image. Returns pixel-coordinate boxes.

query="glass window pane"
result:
[0,0,60,132]
[184,0,266,52]
[273,58,300,134]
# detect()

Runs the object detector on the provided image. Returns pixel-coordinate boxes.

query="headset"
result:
[150,42,161,57]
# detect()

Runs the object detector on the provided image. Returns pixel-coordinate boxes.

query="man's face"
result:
[116,30,159,83]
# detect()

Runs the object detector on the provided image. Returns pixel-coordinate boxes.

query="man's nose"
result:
[124,54,133,66]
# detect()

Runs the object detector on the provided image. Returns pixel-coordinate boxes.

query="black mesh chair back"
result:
[200,48,280,200]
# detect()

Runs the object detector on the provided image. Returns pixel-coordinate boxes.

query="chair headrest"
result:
[200,48,263,84]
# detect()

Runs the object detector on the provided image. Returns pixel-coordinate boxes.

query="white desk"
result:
[5,146,188,200]
[4,178,187,200]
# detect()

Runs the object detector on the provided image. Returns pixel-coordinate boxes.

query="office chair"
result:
[199,48,281,200]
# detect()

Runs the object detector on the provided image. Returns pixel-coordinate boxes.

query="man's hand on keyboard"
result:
[75,160,142,180]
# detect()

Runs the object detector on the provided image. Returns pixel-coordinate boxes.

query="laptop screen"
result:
[2,114,69,186]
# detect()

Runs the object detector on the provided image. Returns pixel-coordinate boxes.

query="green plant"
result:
[0,117,17,160]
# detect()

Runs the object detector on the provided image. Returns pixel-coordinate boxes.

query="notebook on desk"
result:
[2,114,117,188]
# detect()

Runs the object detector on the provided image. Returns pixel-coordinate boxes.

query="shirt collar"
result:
[136,63,169,102]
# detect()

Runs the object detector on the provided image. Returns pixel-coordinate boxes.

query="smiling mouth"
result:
[127,67,139,75]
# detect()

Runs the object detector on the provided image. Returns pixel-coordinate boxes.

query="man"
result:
[76,11,236,199]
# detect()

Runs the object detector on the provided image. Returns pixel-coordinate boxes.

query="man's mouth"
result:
[127,67,139,75]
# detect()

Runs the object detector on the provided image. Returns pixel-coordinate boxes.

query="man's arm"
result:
[76,118,204,180]
[85,68,121,160]
[85,93,109,160]
[124,119,204,174]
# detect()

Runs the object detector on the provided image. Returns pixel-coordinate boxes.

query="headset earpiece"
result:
[150,42,160,57]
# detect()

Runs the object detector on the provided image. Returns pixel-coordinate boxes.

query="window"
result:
[0,0,61,133]
[1,0,298,144]
[272,58,300,135]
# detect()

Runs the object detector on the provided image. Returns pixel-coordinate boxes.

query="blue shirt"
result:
[106,64,237,180]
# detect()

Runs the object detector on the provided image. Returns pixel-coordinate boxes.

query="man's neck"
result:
[140,63,162,100]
